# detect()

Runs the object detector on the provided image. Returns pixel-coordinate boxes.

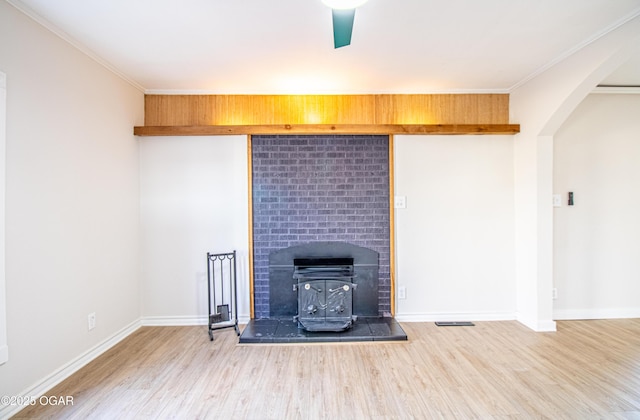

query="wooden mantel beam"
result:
[134,123,519,136]
[135,94,520,136]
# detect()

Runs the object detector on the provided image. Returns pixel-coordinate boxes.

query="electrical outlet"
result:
[398,286,406,299]
[394,196,407,209]
[88,312,96,330]
[552,288,558,300]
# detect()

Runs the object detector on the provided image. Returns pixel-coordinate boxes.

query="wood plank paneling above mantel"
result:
[134,94,520,136]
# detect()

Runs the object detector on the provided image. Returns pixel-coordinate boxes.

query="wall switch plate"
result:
[398,286,406,299]
[394,196,407,209]
[552,194,562,207]
[552,288,558,300]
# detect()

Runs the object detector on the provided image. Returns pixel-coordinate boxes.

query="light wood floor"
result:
[13,319,640,419]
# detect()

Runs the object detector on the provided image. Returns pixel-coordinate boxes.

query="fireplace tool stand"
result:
[206,251,240,340]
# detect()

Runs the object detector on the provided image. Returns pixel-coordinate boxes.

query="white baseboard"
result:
[519,318,557,332]
[553,307,640,320]
[141,315,251,326]
[0,319,142,420]
[395,312,560,332]
[394,311,516,323]
[141,315,208,326]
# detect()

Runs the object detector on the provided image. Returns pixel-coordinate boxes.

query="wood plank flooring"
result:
[13,319,640,419]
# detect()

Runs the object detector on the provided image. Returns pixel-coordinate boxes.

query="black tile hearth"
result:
[239,317,407,344]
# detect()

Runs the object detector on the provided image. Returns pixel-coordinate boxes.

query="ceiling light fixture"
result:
[321,0,369,48]
[321,0,369,10]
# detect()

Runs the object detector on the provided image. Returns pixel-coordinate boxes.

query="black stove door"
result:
[297,279,354,332]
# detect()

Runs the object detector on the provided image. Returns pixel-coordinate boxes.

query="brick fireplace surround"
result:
[251,135,391,319]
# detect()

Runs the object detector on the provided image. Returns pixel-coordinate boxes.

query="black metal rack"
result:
[206,251,240,340]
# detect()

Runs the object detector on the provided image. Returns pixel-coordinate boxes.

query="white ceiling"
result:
[9,0,640,93]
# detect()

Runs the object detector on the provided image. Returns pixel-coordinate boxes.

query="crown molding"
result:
[509,7,640,92]
[6,0,146,93]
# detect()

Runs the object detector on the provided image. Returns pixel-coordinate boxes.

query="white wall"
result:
[140,135,515,324]
[394,135,516,321]
[553,93,640,319]
[0,0,143,403]
[510,14,640,331]
[139,136,250,323]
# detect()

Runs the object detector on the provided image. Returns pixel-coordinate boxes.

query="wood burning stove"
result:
[268,242,381,320]
[293,257,357,332]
